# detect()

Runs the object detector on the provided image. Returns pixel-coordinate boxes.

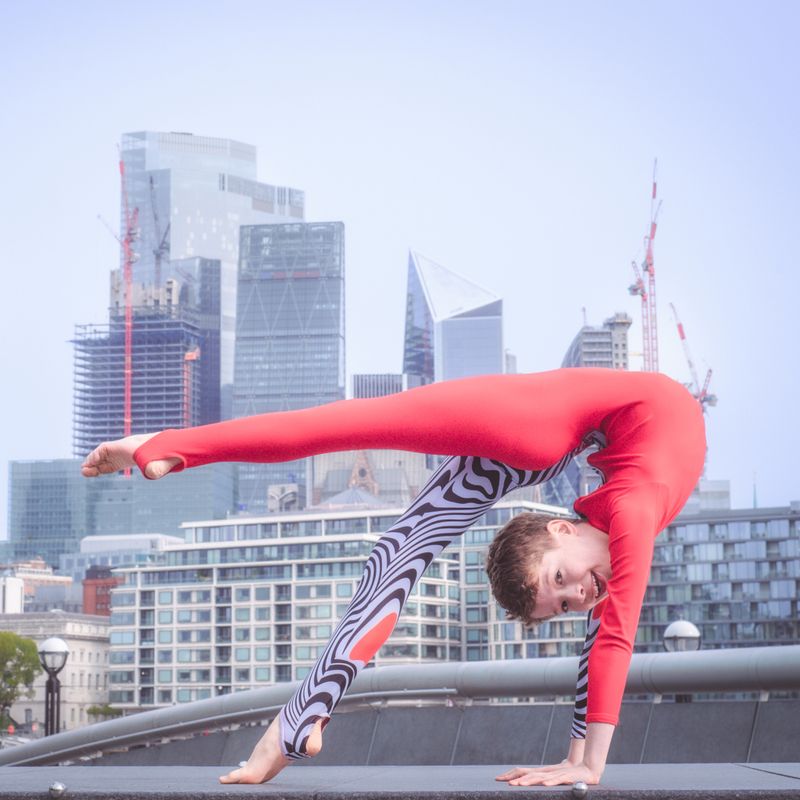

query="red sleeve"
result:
[133,373,588,477]
[585,494,658,726]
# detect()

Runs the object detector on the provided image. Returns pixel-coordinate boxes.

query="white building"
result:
[0,576,24,614]
[1,612,110,731]
[108,500,574,711]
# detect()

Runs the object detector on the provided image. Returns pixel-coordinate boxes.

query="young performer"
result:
[81,368,706,787]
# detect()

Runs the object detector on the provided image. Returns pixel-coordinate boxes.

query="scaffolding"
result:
[72,307,204,457]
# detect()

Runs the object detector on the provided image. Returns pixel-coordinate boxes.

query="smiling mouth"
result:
[590,571,605,601]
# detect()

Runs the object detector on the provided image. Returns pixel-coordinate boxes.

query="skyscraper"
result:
[8,458,235,567]
[352,373,407,399]
[561,312,632,369]
[233,222,346,514]
[550,312,634,508]
[403,251,503,385]
[118,132,305,396]
[73,258,220,456]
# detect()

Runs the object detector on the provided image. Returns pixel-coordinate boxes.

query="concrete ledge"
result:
[1,765,800,799]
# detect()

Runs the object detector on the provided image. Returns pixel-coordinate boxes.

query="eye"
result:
[556,570,562,584]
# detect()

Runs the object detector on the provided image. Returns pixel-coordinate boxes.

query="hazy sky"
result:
[1,1,798,537]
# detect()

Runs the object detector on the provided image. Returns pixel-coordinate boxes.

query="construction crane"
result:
[628,160,662,372]
[183,347,201,428]
[669,303,717,412]
[149,175,170,289]
[96,155,139,476]
[118,155,139,474]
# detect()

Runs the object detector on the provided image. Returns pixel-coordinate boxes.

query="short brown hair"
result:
[485,512,568,626]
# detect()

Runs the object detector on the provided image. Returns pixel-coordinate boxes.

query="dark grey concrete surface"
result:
[2,764,800,799]
[86,701,800,769]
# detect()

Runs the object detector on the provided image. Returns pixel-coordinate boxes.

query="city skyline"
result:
[1,2,798,535]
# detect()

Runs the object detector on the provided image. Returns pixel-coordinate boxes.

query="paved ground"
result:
[1,765,800,799]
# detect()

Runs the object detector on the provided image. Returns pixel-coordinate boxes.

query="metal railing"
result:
[1,644,798,766]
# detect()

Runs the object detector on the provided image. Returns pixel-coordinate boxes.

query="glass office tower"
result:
[233,222,346,514]
[403,251,503,385]
[118,131,305,401]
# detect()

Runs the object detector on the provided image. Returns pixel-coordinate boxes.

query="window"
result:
[336,583,352,598]
[235,647,250,662]
[255,667,271,682]
[157,669,172,683]
[254,587,270,601]
[158,630,173,644]
[255,607,270,621]
[235,588,251,602]
[235,608,251,622]
[255,647,271,661]
[158,611,173,624]
[158,591,173,604]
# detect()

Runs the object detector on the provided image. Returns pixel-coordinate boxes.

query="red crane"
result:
[669,303,717,412]
[119,155,139,475]
[628,160,662,372]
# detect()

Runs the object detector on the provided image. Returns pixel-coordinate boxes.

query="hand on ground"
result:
[496,761,601,787]
[218,716,325,785]
[80,433,179,479]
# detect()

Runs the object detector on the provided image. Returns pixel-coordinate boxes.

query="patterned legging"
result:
[279,433,603,758]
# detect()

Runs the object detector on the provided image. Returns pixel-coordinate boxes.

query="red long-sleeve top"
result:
[134,368,706,727]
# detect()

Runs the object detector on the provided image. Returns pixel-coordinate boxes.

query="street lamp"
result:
[663,620,701,653]
[663,620,701,704]
[38,637,69,736]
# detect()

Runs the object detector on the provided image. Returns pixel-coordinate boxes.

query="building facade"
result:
[233,222,346,514]
[639,503,800,650]
[561,312,632,370]
[403,251,504,386]
[73,258,222,456]
[119,131,305,395]
[352,373,407,399]
[8,458,234,566]
[105,500,800,712]
[2,612,110,732]
[106,500,569,711]
[83,566,124,616]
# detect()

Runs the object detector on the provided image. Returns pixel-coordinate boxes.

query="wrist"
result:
[566,737,585,764]
[582,722,614,775]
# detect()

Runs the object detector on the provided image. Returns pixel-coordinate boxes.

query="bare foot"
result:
[80,433,179,479]
[218,717,325,784]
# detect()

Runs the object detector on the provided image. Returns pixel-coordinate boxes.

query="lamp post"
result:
[663,620,701,703]
[663,620,701,653]
[38,637,69,736]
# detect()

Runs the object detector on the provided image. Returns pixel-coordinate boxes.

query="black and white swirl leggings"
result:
[278,436,602,758]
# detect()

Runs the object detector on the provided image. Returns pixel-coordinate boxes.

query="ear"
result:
[545,518,578,537]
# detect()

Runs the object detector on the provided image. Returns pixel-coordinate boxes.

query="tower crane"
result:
[118,155,139,467]
[97,152,139,476]
[669,302,717,412]
[628,160,661,372]
[149,175,170,289]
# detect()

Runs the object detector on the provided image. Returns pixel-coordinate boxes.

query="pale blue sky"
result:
[1,1,798,536]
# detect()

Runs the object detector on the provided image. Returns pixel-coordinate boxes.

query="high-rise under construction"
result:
[72,132,306,456]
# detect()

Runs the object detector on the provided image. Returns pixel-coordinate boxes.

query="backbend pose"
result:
[82,368,706,787]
